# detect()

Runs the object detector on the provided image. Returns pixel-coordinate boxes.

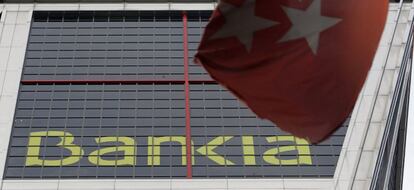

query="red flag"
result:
[195,0,388,143]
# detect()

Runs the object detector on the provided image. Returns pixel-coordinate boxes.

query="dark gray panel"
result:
[5,10,348,179]
[24,11,185,81]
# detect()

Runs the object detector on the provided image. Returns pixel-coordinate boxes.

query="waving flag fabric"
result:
[195,0,388,143]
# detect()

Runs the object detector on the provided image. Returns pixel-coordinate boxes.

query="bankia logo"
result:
[24,131,312,167]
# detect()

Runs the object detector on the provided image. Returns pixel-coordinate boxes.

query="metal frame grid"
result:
[3,10,348,179]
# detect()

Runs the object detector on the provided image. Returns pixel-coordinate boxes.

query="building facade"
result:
[0,1,412,189]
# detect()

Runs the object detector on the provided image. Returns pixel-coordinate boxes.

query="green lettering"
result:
[26,131,83,166]
[88,136,136,166]
[196,136,235,165]
[263,136,312,165]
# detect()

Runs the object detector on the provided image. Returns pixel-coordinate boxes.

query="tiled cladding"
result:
[25,11,185,81]
[186,11,212,80]
[4,11,348,179]
[188,84,346,178]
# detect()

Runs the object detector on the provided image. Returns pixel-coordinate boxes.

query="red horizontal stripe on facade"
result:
[20,80,217,85]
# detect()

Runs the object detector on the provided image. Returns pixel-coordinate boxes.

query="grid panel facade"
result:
[187,11,211,80]
[189,84,346,178]
[4,11,347,179]
[25,11,184,81]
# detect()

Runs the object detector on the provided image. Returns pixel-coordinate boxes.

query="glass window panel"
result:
[6,10,347,179]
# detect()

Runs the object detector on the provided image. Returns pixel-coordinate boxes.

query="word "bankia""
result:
[25,131,313,166]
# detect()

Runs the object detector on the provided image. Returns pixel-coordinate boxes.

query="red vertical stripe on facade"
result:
[182,11,193,178]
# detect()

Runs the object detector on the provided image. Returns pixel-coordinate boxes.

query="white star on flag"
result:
[210,0,279,52]
[279,0,341,54]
